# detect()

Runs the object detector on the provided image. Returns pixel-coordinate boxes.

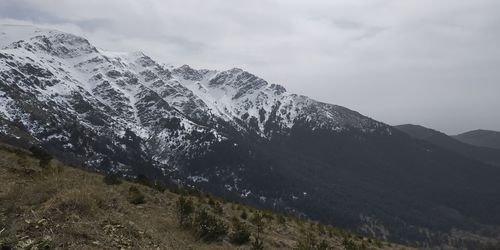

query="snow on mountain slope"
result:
[0,25,221,172]
[172,65,385,137]
[0,24,389,172]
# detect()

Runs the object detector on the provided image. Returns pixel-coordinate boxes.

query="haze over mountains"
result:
[1,25,500,249]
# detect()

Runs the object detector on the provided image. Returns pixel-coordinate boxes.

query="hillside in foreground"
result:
[0,141,410,250]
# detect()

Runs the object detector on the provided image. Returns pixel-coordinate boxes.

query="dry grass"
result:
[0,142,412,250]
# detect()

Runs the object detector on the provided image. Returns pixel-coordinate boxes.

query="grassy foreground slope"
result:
[0,142,409,250]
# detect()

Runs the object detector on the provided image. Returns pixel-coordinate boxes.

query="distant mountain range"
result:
[453,129,500,150]
[1,24,500,249]
[396,124,500,168]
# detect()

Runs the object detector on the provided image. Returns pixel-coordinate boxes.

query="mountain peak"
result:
[2,25,97,58]
[173,64,207,81]
[0,24,52,48]
[208,68,268,91]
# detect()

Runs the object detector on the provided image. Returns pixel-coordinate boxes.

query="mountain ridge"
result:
[0,24,387,170]
[396,124,500,167]
[453,129,500,150]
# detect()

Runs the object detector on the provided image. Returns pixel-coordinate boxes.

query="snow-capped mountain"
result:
[0,24,386,172]
[2,25,500,248]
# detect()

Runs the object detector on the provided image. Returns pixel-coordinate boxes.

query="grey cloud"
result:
[331,19,364,30]
[72,19,112,32]
[0,0,110,31]
[0,0,499,134]
[352,26,386,41]
[0,0,63,23]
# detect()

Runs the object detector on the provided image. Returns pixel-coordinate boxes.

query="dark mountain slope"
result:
[187,122,500,248]
[454,129,500,150]
[396,124,500,167]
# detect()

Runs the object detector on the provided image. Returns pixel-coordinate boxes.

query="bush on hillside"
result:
[134,174,166,192]
[135,174,151,186]
[29,146,53,168]
[176,196,194,228]
[152,182,166,193]
[251,234,264,250]
[277,214,287,224]
[207,197,215,206]
[211,201,224,215]
[193,209,228,242]
[295,233,330,250]
[128,186,145,205]
[251,212,265,231]
[342,238,361,250]
[240,210,248,220]
[103,174,122,185]
[229,219,251,245]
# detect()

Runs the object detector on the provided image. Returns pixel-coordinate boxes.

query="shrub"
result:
[251,234,264,250]
[262,212,274,221]
[29,146,53,168]
[251,213,265,232]
[176,196,194,228]
[134,174,166,192]
[48,188,100,216]
[152,182,166,193]
[207,197,215,206]
[128,186,145,205]
[342,238,360,250]
[295,233,316,250]
[317,223,326,235]
[193,209,228,242]
[240,210,248,220]
[318,240,330,250]
[277,214,286,224]
[135,174,151,186]
[250,212,266,249]
[327,226,339,238]
[169,185,182,195]
[229,219,251,245]
[41,160,64,176]
[187,188,202,197]
[212,201,224,215]
[103,174,122,185]
[295,233,330,250]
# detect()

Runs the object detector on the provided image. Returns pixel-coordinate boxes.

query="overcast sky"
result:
[1,0,499,134]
